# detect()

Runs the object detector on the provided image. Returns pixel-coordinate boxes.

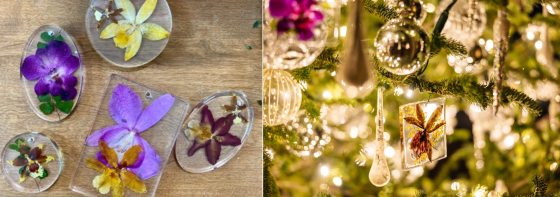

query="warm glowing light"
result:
[405,89,414,98]
[535,40,543,50]
[332,176,343,186]
[425,3,435,13]
[320,165,330,177]
[451,181,461,191]
[339,26,347,38]
[478,38,485,45]
[349,127,359,138]
[394,86,404,96]
[322,90,333,99]
[485,40,494,51]
[550,162,558,171]
[527,31,535,41]
[384,146,395,158]
[383,132,390,141]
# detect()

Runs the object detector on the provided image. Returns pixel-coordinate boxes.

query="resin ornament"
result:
[175,91,254,173]
[86,0,172,68]
[399,99,447,169]
[20,25,84,122]
[1,132,63,193]
[374,8,430,75]
[263,69,302,126]
[70,75,190,197]
[263,0,333,70]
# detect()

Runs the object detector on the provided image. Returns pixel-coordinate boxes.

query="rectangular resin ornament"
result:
[69,74,190,196]
[399,98,447,169]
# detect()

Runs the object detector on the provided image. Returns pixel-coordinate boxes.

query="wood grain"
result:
[0,0,263,196]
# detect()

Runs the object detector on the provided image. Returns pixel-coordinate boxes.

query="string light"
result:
[320,165,330,177]
[322,90,333,99]
[339,25,347,38]
[384,146,395,158]
[332,176,343,186]
[550,162,558,171]
[535,40,543,50]
[485,40,494,51]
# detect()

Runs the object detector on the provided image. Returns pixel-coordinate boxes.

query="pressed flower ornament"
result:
[86,83,175,180]
[92,0,123,29]
[86,141,146,197]
[8,138,55,183]
[175,91,253,173]
[99,0,170,61]
[187,106,241,165]
[2,132,63,193]
[399,99,447,169]
[20,25,83,121]
[71,75,189,196]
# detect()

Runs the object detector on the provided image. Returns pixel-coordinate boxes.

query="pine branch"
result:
[532,175,548,197]
[264,125,301,149]
[264,152,279,197]
[376,66,543,115]
[431,35,468,57]
[363,0,398,21]
[290,47,339,81]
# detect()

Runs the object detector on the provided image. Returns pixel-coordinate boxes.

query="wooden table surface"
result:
[0,0,262,196]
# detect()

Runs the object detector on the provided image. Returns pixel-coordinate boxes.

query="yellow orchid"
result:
[86,141,147,197]
[100,0,170,61]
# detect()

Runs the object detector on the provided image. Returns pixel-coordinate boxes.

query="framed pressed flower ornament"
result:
[399,98,447,169]
[1,132,63,193]
[20,25,84,122]
[86,0,172,68]
[175,91,254,173]
[69,75,190,197]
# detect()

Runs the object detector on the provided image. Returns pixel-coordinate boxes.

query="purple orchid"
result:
[21,40,80,100]
[85,84,175,180]
[187,105,241,165]
[269,0,324,40]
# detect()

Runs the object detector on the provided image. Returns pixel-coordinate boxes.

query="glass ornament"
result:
[20,25,84,122]
[386,0,427,24]
[369,87,390,187]
[175,91,254,173]
[263,69,302,126]
[374,17,430,75]
[1,132,63,193]
[286,110,331,158]
[263,0,333,70]
[438,0,486,49]
[399,98,447,169]
[335,0,375,98]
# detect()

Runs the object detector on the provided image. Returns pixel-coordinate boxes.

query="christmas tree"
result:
[263,0,560,196]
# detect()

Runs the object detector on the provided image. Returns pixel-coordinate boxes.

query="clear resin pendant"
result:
[175,91,254,173]
[1,132,63,193]
[399,98,447,169]
[20,25,84,122]
[69,74,190,196]
[86,0,172,68]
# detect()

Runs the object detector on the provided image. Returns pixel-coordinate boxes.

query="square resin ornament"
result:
[399,98,447,169]
[69,74,189,197]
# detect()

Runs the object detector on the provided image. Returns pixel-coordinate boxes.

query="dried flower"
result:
[93,0,124,29]
[86,84,175,180]
[8,138,55,183]
[21,40,80,101]
[86,141,147,197]
[223,95,248,124]
[188,105,241,165]
[99,0,170,61]
[404,104,445,161]
[268,0,324,40]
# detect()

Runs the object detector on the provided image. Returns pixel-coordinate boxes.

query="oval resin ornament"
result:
[85,0,172,68]
[20,25,84,122]
[1,132,63,193]
[175,91,254,173]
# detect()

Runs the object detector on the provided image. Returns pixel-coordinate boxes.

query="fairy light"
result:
[451,181,461,191]
[320,165,330,177]
[527,31,535,41]
[478,38,485,45]
[339,26,347,38]
[535,40,543,50]
[330,71,336,76]
[349,127,359,138]
[394,86,404,96]
[332,176,343,186]
[322,90,333,99]
[503,133,519,150]
[485,40,494,51]
[405,88,414,98]
[384,146,395,158]
[425,3,435,13]
[383,132,390,141]
[550,162,558,171]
